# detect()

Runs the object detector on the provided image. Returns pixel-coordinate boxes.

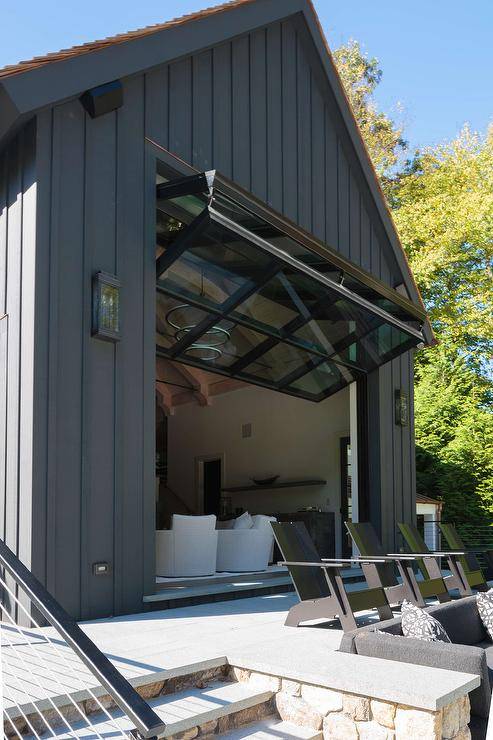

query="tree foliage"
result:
[333,40,406,179]
[414,347,493,521]
[334,40,493,521]
[391,127,493,366]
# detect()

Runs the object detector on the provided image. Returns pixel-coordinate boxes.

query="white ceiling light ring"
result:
[183,344,222,362]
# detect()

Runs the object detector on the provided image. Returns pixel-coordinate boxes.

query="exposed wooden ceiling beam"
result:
[156,387,174,416]
[171,362,210,406]
[209,378,247,396]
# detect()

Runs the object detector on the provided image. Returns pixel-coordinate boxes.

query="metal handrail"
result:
[0,538,166,739]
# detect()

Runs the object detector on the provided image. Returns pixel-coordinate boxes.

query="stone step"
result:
[156,566,288,591]
[144,575,294,604]
[218,718,323,738]
[21,680,274,739]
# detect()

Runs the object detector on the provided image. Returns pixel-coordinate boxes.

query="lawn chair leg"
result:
[395,560,426,607]
[284,596,339,628]
[446,556,473,596]
[324,569,358,632]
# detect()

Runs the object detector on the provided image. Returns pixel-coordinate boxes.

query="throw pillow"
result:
[401,600,451,643]
[251,514,276,531]
[233,511,253,530]
[477,589,493,640]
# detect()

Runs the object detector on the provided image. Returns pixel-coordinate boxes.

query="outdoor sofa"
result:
[339,596,492,736]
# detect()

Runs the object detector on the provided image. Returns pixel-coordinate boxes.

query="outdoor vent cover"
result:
[80,80,123,118]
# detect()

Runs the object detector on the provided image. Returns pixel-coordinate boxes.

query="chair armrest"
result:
[279,559,385,568]
[399,551,465,557]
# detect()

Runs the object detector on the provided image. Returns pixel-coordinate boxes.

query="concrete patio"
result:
[2,591,479,739]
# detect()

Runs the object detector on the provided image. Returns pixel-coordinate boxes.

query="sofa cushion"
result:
[354,630,491,719]
[233,511,253,529]
[401,600,451,642]
[427,596,488,646]
[477,589,493,640]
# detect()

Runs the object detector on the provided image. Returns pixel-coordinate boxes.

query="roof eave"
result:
[0,0,304,146]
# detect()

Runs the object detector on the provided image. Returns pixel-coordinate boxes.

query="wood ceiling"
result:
[156,357,247,416]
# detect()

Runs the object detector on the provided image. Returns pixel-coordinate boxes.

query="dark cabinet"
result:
[275,511,335,559]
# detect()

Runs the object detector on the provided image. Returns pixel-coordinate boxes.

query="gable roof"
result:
[0,0,432,340]
[0,0,256,80]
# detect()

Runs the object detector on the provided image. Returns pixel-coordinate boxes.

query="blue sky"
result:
[1,0,491,152]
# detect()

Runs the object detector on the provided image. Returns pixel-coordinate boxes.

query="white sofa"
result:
[216,514,276,572]
[156,514,218,577]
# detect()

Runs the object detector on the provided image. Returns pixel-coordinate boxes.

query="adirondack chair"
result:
[439,522,490,592]
[398,521,471,598]
[345,521,449,606]
[271,521,393,631]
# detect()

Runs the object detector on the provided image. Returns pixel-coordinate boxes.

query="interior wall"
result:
[167,384,350,555]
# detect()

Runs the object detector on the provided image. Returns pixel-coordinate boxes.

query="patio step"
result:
[218,718,323,738]
[156,566,289,591]
[22,680,274,739]
[144,574,294,605]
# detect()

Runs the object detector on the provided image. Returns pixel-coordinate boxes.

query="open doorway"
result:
[195,455,224,516]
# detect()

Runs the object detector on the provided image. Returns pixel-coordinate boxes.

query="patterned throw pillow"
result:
[477,589,493,640]
[401,600,451,643]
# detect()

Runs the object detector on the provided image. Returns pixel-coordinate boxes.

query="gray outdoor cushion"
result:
[426,597,487,646]
[476,642,493,681]
[339,616,403,653]
[354,630,491,719]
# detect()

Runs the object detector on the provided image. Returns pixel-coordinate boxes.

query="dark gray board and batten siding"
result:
[0,121,38,618]
[1,15,415,618]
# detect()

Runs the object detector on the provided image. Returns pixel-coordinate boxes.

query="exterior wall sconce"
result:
[92,272,121,342]
[395,389,409,426]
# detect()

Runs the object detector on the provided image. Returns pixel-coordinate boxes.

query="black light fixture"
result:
[92,272,121,342]
[80,80,123,118]
[395,389,409,426]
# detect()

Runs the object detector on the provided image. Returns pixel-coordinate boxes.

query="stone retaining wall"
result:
[231,667,472,739]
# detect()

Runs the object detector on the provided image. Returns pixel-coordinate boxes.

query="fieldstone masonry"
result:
[231,667,472,739]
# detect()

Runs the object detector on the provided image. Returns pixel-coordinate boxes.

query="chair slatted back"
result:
[398,522,432,580]
[439,523,484,579]
[271,521,329,601]
[345,521,397,588]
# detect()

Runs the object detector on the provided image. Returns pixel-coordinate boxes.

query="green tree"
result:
[334,41,493,520]
[333,40,406,179]
[391,126,493,367]
[414,347,493,521]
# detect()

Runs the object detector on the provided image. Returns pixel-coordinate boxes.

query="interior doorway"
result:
[195,455,224,516]
[203,459,222,516]
[340,436,353,558]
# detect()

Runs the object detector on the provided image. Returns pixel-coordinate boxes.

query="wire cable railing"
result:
[420,519,493,578]
[0,538,166,739]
